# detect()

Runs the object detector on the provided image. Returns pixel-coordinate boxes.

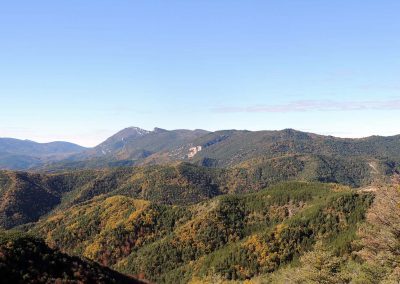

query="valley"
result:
[0,128,399,283]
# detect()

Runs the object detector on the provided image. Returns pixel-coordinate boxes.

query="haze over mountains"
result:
[0,138,86,170]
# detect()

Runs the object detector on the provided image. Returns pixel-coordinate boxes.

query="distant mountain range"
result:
[1,127,400,173]
[0,138,86,170]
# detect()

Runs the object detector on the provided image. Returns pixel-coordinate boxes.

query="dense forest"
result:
[37,128,400,173]
[29,182,374,283]
[1,128,400,283]
[0,230,142,283]
[4,179,400,283]
[0,157,392,230]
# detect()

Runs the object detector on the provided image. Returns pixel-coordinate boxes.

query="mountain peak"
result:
[153,127,168,133]
[111,127,150,139]
[125,127,151,136]
[92,127,151,155]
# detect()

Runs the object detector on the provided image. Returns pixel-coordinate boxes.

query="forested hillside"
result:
[254,178,400,284]
[36,128,400,173]
[0,157,388,230]
[186,129,400,168]
[48,127,209,170]
[30,182,373,283]
[0,231,142,283]
[1,128,400,283]
[0,161,399,283]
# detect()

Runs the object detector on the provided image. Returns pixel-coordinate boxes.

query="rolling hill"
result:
[2,128,400,174]
[30,182,373,283]
[51,127,210,169]
[0,138,86,170]
[0,156,389,230]
[1,127,400,283]
[38,128,400,174]
[185,129,400,167]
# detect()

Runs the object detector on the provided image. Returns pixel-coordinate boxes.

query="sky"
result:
[0,0,399,147]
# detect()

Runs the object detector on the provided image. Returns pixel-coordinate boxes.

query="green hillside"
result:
[31,182,373,283]
[0,157,398,283]
[188,129,400,167]
[39,129,400,173]
[0,157,387,230]
[51,128,210,170]
[1,128,399,283]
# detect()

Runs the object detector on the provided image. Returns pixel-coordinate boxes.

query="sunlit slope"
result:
[32,182,373,283]
[0,156,384,230]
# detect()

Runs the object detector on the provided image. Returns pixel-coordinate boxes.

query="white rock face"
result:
[127,127,151,136]
[188,146,202,158]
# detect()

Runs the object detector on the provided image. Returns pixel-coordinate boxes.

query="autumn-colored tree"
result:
[289,241,349,284]
[357,184,400,264]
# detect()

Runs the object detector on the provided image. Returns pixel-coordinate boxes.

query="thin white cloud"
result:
[213,99,400,113]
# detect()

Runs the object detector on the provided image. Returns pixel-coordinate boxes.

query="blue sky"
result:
[1,0,399,146]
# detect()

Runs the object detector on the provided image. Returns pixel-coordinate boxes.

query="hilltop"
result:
[2,128,400,173]
[0,138,86,170]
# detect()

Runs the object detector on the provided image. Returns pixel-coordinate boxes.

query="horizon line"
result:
[1,126,398,148]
